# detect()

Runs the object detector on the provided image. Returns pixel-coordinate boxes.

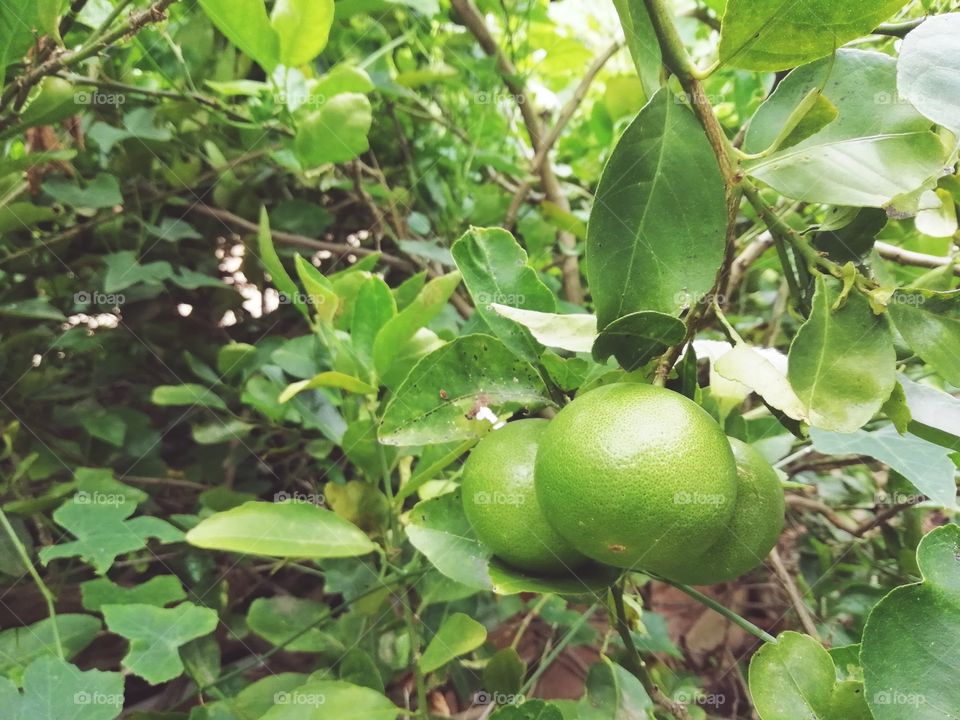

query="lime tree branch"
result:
[0,0,178,122]
[449,0,584,304]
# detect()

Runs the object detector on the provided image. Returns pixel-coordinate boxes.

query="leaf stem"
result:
[612,582,691,719]
[652,575,778,645]
[0,509,63,658]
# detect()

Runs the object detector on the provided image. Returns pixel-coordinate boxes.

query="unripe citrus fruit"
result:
[534,382,738,572]
[655,437,785,585]
[461,419,588,574]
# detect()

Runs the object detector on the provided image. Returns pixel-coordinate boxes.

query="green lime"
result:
[461,419,588,574]
[534,383,738,572]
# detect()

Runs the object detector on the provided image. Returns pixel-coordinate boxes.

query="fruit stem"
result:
[653,576,778,645]
[612,583,692,720]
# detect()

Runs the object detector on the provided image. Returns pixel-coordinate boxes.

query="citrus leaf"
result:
[897,13,960,134]
[0,615,102,685]
[258,207,309,321]
[592,311,685,371]
[372,270,461,378]
[451,227,556,361]
[719,0,910,71]
[260,680,399,720]
[197,0,279,71]
[749,631,871,719]
[714,343,808,422]
[185,500,377,558]
[419,613,487,673]
[888,296,960,387]
[246,597,344,653]
[484,648,526,696]
[612,0,661,99]
[151,384,227,411]
[489,304,597,353]
[270,0,334,67]
[587,87,727,328]
[862,524,960,719]
[279,372,378,402]
[378,335,551,446]
[295,93,373,168]
[582,656,653,719]
[0,656,124,720]
[810,427,958,510]
[102,602,219,685]
[788,278,896,432]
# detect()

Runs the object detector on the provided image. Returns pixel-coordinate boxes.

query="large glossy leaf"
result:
[591,311,685,371]
[0,656,124,720]
[811,427,958,510]
[102,602,218,685]
[587,87,727,328]
[0,615,101,685]
[270,0,335,67]
[198,0,279,71]
[749,631,871,719]
[185,501,377,558]
[897,13,960,134]
[788,278,896,432]
[745,50,950,207]
[719,0,909,71]
[378,335,551,446]
[888,296,960,387]
[451,227,556,361]
[612,0,661,99]
[372,271,461,378]
[260,680,399,720]
[489,304,596,353]
[419,613,487,673]
[714,343,808,422]
[862,524,960,719]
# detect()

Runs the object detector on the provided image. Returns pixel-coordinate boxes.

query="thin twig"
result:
[768,547,820,639]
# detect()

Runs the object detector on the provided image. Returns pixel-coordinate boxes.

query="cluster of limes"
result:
[461,383,785,585]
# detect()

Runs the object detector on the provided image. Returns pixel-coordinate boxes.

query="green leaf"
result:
[80,576,186,612]
[43,173,122,210]
[373,271,461,378]
[270,0,334,67]
[279,372,377,402]
[294,254,339,325]
[714,343,808,422]
[379,335,551,446]
[352,275,396,366]
[592,311,685,371]
[862,524,960,719]
[260,680,399,720]
[587,88,727,328]
[151,384,227,411]
[451,227,557,361]
[295,94,373,168]
[419,612,487,673]
[888,296,960,387]
[185,500,377,558]
[899,374,960,447]
[490,701,563,720]
[0,1,36,83]
[897,13,960,134]
[102,602,219,685]
[191,418,255,445]
[0,656,124,720]
[489,304,596,353]
[810,427,958,509]
[0,298,65,322]
[39,499,183,575]
[749,631,870,719]
[246,596,344,653]
[484,648,526,696]
[744,50,950,207]
[258,207,309,321]
[612,0,661,99]
[198,0,279,71]
[581,656,653,719]
[719,0,910,71]
[103,251,173,293]
[88,107,172,154]
[0,615,101,685]
[788,278,895,432]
